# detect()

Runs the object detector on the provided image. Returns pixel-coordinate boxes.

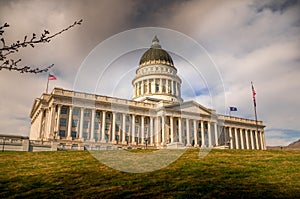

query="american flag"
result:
[48,74,57,80]
[251,82,256,107]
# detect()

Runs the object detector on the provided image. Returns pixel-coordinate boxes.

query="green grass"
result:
[0,149,299,198]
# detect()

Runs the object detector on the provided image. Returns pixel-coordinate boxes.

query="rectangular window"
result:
[61,107,68,114]
[126,125,129,132]
[96,111,101,118]
[106,113,110,119]
[60,118,67,126]
[83,121,89,129]
[126,115,130,121]
[59,130,66,137]
[83,132,88,139]
[116,124,119,132]
[105,123,110,130]
[71,131,77,138]
[84,110,90,117]
[156,84,159,92]
[72,120,78,127]
[116,114,121,121]
[135,117,139,123]
[73,108,79,116]
[94,122,99,129]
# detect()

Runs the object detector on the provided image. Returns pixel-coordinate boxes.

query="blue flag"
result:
[230,107,237,111]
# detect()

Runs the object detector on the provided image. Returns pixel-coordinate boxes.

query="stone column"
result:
[229,127,233,149]
[171,80,174,95]
[67,106,73,139]
[208,122,212,148]
[170,116,174,143]
[193,120,198,147]
[261,131,266,150]
[175,82,179,97]
[146,79,149,94]
[111,112,116,143]
[122,114,126,144]
[214,122,218,146]
[79,108,84,139]
[150,117,154,145]
[90,109,95,141]
[255,130,259,150]
[161,116,165,145]
[55,105,62,137]
[166,79,169,93]
[178,118,182,143]
[259,131,263,150]
[141,116,145,144]
[250,130,254,149]
[234,128,239,149]
[159,79,163,93]
[47,105,55,139]
[141,81,144,95]
[131,114,135,144]
[240,129,244,149]
[101,111,106,142]
[201,120,205,148]
[186,118,190,146]
[245,129,250,149]
[155,117,159,145]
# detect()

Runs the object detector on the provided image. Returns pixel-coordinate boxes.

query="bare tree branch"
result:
[0,19,83,74]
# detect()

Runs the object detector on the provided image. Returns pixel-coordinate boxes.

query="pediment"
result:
[166,101,212,116]
[30,98,41,118]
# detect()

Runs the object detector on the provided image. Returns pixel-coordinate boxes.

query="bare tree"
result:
[0,19,83,73]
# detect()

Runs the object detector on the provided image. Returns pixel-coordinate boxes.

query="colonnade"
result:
[41,105,266,150]
[134,78,181,98]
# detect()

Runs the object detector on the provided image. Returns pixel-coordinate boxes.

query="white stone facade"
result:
[29,37,266,150]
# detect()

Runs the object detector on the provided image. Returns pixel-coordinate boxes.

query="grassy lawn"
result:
[0,149,299,198]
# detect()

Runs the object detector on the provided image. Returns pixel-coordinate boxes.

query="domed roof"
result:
[139,36,174,66]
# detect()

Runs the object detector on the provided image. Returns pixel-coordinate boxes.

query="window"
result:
[83,121,89,129]
[126,115,130,121]
[71,131,77,138]
[60,118,67,126]
[61,107,68,114]
[156,84,159,92]
[126,125,129,132]
[84,110,90,117]
[116,114,121,121]
[116,124,119,132]
[72,120,78,127]
[73,108,79,116]
[94,122,99,129]
[105,123,110,130]
[135,117,139,123]
[106,113,110,119]
[59,130,66,137]
[96,111,101,118]
[83,132,88,139]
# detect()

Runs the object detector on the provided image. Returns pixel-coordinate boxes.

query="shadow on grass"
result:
[0,149,299,198]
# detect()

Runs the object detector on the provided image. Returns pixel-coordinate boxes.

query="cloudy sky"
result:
[0,0,299,146]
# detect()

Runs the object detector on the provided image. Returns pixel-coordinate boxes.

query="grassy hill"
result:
[0,149,299,198]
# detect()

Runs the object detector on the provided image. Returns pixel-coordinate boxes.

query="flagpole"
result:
[251,82,259,133]
[46,73,50,94]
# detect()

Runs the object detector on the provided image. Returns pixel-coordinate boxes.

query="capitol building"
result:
[30,36,266,150]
